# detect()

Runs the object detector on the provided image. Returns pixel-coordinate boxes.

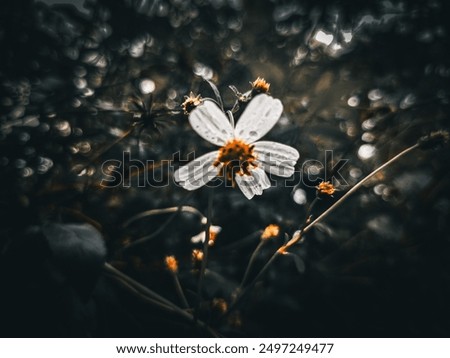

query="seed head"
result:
[251,77,270,95]
[417,130,449,150]
[181,92,203,115]
[316,181,336,196]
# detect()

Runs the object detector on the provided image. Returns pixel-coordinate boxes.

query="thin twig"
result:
[172,273,190,309]
[220,230,262,252]
[238,240,266,291]
[103,263,219,337]
[300,197,318,230]
[104,271,177,313]
[227,252,280,315]
[104,263,178,307]
[122,205,205,228]
[124,192,194,249]
[196,188,214,318]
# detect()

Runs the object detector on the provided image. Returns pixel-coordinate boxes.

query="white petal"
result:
[234,94,283,143]
[235,175,254,199]
[191,225,222,244]
[252,167,271,189]
[235,167,271,200]
[174,151,220,190]
[189,100,234,146]
[254,141,299,177]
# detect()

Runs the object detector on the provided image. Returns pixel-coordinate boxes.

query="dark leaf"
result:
[43,223,106,299]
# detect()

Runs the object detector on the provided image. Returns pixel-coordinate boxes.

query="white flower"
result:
[174,94,300,199]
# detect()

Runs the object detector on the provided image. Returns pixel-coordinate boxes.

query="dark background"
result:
[1,0,449,337]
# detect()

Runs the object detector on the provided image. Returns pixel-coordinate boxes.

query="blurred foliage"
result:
[1,0,450,337]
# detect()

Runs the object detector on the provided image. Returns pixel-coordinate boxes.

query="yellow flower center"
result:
[214,138,257,184]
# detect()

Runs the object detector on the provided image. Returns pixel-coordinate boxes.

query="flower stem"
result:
[196,188,214,318]
[300,197,318,230]
[124,192,193,249]
[172,273,190,309]
[122,205,205,228]
[238,240,266,291]
[227,251,280,315]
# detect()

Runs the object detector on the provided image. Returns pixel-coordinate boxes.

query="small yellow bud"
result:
[164,255,178,273]
[261,224,280,240]
[191,249,204,264]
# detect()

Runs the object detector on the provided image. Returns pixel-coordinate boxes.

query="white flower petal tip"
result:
[254,141,300,177]
[234,93,283,143]
[174,151,220,190]
[235,168,271,200]
[188,100,234,146]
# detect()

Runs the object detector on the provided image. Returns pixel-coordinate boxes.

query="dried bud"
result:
[164,255,178,273]
[261,224,280,240]
[211,298,228,314]
[192,249,204,264]
[316,181,336,196]
[251,77,270,95]
[181,92,203,115]
[227,311,242,328]
[417,130,449,150]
